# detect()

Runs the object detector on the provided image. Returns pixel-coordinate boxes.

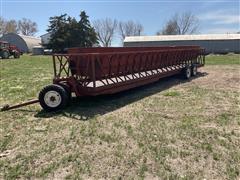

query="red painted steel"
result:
[52,46,205,96]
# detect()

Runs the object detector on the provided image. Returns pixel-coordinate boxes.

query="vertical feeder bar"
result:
[53,55,57,78]
[91,55,96,88]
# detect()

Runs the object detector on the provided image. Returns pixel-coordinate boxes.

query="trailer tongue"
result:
[1,100,39,111]
[1,46,205,112]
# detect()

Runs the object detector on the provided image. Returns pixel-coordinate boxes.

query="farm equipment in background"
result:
[1,46,205,112]
[0,41,21,59]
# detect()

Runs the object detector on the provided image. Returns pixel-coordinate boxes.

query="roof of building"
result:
[19,34,41,46]
[124,34,240,42]
[40,32,51,37]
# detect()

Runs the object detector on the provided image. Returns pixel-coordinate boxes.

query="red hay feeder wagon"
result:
[40,46,205,111]
[1,46,205,112]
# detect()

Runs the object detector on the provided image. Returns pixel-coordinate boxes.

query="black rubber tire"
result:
[38,84,69,112]
[192,65,198,76]
[58,83,72,104]
[2,51,9,59]
[14,52,20,59]
[183,66,192,79]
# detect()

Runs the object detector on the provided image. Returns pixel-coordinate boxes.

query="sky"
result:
[1,0,239,46]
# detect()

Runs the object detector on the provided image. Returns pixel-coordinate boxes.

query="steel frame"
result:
[52,47,205,96]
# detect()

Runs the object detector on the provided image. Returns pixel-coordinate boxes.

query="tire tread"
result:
[38,84,68,111]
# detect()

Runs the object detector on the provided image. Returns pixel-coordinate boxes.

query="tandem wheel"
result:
[183,66,192,79]
[38,84,70,111]
[191,65,198,76]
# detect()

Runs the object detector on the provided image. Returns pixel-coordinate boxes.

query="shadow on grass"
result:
[0,57,17,60]
[35,72,208,120]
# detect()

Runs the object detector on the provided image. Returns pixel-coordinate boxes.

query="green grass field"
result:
[205,53,240,65]
[0,54,240,179]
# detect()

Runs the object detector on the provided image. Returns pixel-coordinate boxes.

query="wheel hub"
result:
[193,66,197,75]
[50,96,56,101]
[186,68,191,78]
[44,91,62,108]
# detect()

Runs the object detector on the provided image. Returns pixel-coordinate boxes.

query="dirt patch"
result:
[196,65,240,91]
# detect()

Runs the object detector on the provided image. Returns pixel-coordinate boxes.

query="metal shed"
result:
[0,33,41,53]
[124,34,240,54]
[32,46,44,55]
[40,32,51,47]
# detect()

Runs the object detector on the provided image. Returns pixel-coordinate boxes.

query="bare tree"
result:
[93,18,118,47]
[118,20,143,42]
[3,19,18,34]
[0,16,5,36]
[18,18,38,36]
[157,12,199,35]
[156,19,178,35]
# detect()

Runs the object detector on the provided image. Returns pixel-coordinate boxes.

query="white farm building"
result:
[0,33,41,53]
[124,34,240,54]
[40,32,51,47]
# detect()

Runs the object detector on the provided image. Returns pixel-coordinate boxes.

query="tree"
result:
[157,12,199,35]
[156,19,178,35]
[118,21,143,42]
[18,18,38,36]
[47,11,98,52]
[0,17,5,36]
[78,11,98,47]
[0,17,38,36]
[47,14,69,52]
[93,18,118,47]
[3,19,18,34]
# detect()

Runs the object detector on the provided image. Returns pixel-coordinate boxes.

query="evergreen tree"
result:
[78,11,98,47]
[47,11,98,52]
